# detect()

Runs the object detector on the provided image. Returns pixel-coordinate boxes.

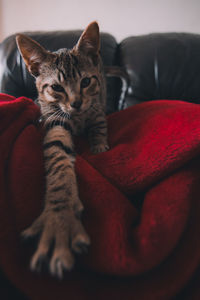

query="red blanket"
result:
[0,93,200,299]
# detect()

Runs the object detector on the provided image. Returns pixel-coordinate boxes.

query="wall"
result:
[0,0,3,41]
[0,0,200,42]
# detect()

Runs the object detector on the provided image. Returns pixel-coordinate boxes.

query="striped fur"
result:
[16,22,109,278]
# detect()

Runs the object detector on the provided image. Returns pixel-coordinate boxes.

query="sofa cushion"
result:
[118,33,200,108]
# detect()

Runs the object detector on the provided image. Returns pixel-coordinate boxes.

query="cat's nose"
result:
[70,100,82,109]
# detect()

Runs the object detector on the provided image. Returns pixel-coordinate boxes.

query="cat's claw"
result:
[30,251,49,273]
[50,249,74,279]
[22,210,90,279]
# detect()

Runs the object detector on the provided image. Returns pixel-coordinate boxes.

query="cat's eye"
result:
[51,84,64,92]
[81,77,91,89]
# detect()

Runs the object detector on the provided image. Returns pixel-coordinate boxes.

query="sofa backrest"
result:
[1,30,200,113]
[118,33,200,109]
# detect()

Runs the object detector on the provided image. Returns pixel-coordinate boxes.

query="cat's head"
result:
[16,22,103,118]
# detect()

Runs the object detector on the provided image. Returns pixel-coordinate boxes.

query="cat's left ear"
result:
[16,34,54,77]
[76,21,100,59]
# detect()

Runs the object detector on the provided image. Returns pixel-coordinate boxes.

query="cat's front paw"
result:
[22,210,90,279]
[91,143,109,154]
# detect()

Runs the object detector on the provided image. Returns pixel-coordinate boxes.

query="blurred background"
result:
[0,0,200,42]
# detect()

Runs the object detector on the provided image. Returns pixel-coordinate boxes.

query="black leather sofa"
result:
[2,31,200,113]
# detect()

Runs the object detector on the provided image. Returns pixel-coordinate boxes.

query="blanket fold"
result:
[0,94,200,299]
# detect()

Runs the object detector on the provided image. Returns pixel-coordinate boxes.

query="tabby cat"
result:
[16,21,127,279]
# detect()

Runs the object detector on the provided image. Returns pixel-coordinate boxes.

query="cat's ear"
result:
[16,34,52,77]
[76,21,100,58]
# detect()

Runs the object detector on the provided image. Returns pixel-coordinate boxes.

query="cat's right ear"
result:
[75,21,100,62]
[16,34,50,77]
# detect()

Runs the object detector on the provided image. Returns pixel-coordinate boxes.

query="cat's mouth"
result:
[67,104,89,116]
[58,107,82,120]
[59,101,91,118]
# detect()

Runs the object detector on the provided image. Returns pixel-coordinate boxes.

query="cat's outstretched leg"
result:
[22,127,90,279]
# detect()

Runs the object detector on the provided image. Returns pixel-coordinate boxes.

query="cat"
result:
[16,21,128,279]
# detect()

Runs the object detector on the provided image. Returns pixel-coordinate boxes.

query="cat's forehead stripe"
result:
[67,53,81,79]
[66,53,72,77]
[73,63,81,78]
[70,54,81,78]
[58,70,66,83]
[72,68,76,80]
[55,50,82,81]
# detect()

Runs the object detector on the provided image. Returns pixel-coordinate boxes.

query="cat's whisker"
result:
[61,115,66,127]
[44,110,57,120]
[42,107,58,117]
[51,113,61,127]
[44,109,62,127]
